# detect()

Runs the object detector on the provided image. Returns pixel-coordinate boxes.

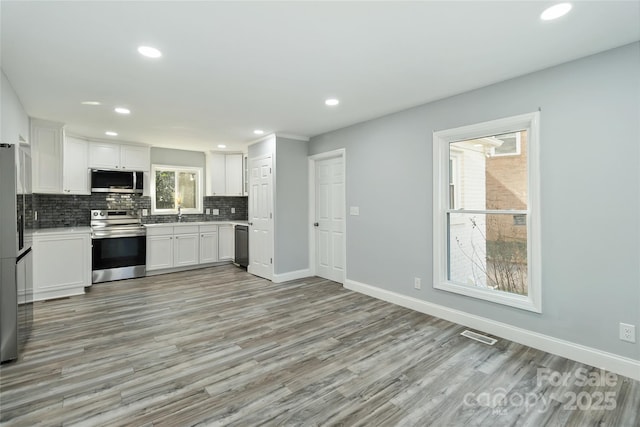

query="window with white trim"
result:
[151,164,203,215]
[490,132,521,157]
[432,112,541,312]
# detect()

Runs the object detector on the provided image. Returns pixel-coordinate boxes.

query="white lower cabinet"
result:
[218,224,235,261]
[33,230,91,301]
[173,226,199,267]
[147,232,174,271]
[199,225,219,264]
[147,223,237,273]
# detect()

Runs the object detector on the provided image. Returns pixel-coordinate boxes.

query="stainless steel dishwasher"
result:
[234,225,248,268]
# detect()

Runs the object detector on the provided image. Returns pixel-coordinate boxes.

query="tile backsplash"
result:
[33,194,248,228]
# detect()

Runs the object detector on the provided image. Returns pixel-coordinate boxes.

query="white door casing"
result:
[248,155,273,280]
[310,151,345,283]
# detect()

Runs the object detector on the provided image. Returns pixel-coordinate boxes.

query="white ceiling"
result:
[2,1,639,152]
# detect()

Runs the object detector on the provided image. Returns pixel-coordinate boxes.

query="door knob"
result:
[314,222,319,227]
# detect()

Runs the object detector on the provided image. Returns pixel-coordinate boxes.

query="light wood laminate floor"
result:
[1,265,638,426]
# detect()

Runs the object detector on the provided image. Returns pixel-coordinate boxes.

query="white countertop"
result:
[32,227,92,235]
[143,220,248,228]
[31,221,248,235]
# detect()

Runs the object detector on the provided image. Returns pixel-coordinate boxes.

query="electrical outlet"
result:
[142,209,148,216]
[205,208,211,215]
[414,277,421,290]
[212,209,219,216]
[231,207,236,213]
[620,323,636,343]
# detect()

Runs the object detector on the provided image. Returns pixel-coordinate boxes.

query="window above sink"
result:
[150,164,203,215]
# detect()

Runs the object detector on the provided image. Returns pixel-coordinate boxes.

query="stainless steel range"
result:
[91,210,146,283]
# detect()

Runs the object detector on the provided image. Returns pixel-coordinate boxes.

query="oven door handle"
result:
[92,232,147,239]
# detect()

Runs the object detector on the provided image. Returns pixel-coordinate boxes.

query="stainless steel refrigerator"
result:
[0,142,33,363]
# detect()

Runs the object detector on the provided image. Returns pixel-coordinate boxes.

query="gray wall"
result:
[309,42,640,360]
[274,137,309,274]
[151,147,206,169]
[1,70,29,143]
[248,135,276,159]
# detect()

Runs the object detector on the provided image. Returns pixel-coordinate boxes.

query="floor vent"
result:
[461,330,497,345]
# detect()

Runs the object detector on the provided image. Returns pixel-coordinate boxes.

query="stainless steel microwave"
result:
[91,169,143,194]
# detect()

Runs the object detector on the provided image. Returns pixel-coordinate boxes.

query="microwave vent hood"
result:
[91,169,144,194]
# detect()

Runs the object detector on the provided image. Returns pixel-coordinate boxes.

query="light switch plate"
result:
[231,207,236,213]
[350,206,360,216]
[212,209,219,215]
[205,208,211,215]
[142,209,148,216]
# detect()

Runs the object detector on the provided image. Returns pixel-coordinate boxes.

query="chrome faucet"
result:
[177,205,183,222]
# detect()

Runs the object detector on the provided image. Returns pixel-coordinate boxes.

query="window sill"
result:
[434,280,541,313]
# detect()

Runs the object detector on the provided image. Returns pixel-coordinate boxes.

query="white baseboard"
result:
[33,285,85,302]
[344,279,640,381]
[272,269,312,283]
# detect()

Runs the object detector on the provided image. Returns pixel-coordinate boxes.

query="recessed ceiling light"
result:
[325,98,340,106]
[253,129,264,135]
[114,107,131,115]
[105,131,118,136]
[137,45,162,58]
[81,101,101,106]
[217,144,227,149]
[540,3,572,21]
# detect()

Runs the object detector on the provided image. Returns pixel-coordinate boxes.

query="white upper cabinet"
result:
[30,118,149,194]
[243,154,248,196]
[30,118,64,194]
[225,154,243,196]
[210,153,226,196]
[120,144,150,171]
[206,152,244,196]
[89,141,150,171]
[88,142,120,169]
[62,136,90,195]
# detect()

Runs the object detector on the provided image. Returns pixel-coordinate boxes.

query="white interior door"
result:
[315,156,345,283]
[248,155,273,280]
